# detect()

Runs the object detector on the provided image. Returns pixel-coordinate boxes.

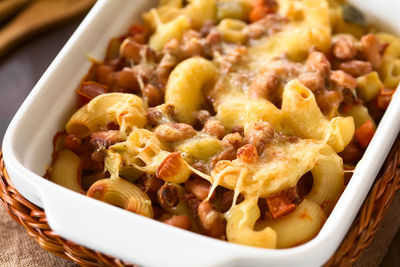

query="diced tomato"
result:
[266,191,296,219]
[355,120,375,148]
[76,81,108,106]
[129,24,144,36]
[129,24,147,44]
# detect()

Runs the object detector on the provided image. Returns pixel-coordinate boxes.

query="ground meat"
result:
[181,30,204,57]
[203,120,225,139]
[297,72,325,92]
[360,34,383,69]
[63,134,82,151]
[315,90,343,114]
[211,148,237,168]
[154,123,196,143]
[204,29,223,57]
[156,53,178,86]
[191,160,210,174]
[142,174,163,193]
[330,70,357,90]
[332,34,358,60]
[163,38,184,58]
[244,23,265,39]
[244,121,275,154]
[267,59,303,79]
[220,46,247,73]
[222,132,247,149]
[131,64,154,84]
[246,13,286,39]
[200,20,215,37]
[90,130,122,149]
[211,133,247,168]
[306,51,331,77]
[248,71,280,99]
[339,60,372,77]
[237,144,259,164]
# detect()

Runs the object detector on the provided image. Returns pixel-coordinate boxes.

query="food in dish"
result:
[45,0,400,249]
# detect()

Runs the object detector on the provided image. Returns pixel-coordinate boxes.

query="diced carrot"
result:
[375,88,395,110]
[249,0,278,22]
[266,192,296,219]
[250,6,268,22]
[355,120,375,148]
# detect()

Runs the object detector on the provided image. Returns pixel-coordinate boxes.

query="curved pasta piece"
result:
[157,152,192,183]
[143,0,182,30]
[66,93,147,138]
[356,72,383,103]
[144,0,216,30]
[184,0,216,29]
[149,14,190,51]
[307,145,344,213]
[216,97,282,132]
[50,149,84,193]
[281,80,354,152]
[107,129,192,183]
[248,0,330,65]
[165,57,217,124]
[258,199,326,248]
[380,58,400,88]
[376,32,400,59]
[87,177,154,218]
[226,196,277,248]
[375,33,400,87]
[217,18,247,44]
[108,129,170,174]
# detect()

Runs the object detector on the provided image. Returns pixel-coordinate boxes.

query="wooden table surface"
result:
[0,13,399,267]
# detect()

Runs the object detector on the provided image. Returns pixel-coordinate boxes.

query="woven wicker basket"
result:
[1,139,400,267]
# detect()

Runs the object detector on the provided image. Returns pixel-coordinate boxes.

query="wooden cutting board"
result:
[0,0,96,58]
[0,0,31,23]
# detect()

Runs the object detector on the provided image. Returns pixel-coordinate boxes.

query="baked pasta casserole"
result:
[45,0,400,249]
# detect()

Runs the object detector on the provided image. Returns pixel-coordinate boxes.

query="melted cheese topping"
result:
[209,137,339,199]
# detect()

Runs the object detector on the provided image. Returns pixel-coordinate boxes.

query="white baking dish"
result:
[3,0,400,266]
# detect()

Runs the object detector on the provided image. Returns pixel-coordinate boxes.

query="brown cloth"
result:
[0,205,77,267]
[0,8,399,267]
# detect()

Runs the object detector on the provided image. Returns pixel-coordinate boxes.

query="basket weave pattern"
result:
[1,140,400,267]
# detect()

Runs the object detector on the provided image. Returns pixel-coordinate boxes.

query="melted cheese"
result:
[209,137,339,198]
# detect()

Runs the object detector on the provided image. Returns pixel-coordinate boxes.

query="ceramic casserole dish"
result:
[3,0,400,266]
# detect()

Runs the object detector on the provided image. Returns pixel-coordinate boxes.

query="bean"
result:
[198,201,226,237]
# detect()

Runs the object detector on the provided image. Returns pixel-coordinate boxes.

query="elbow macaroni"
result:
[165,57,217,124]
